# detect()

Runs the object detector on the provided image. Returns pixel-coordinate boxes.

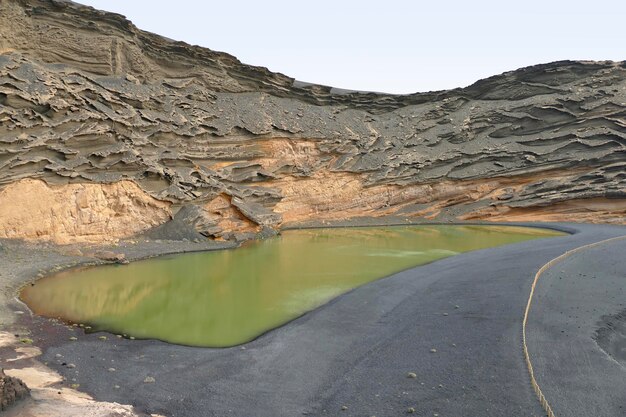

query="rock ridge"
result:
[0,0,624,242]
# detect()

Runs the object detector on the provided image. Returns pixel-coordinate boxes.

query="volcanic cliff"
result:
[0,0,624,244]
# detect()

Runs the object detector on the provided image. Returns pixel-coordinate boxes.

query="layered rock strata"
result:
[0,0,624,243]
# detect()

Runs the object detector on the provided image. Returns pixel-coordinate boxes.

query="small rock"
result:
[442,312,449,316]
[98,336,107,341]
[143,376,155,383]
[430,348,437,353]
[70,384,80,389]
[0,369,30,408]
[114,385,120,389]
[341,405,348,411]
[67,364,76,369]
[407,407,415,414]
[407,372,417,378]
[55,354,62,358]
[69,337,78,341]
[64,248,83,257]
[454,305,460,309]
[108,368,116,372]
[93,251,128,264]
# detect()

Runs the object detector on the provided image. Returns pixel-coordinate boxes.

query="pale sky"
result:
[77,0,625,94]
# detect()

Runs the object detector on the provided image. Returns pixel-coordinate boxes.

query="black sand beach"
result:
[3,222,624,417]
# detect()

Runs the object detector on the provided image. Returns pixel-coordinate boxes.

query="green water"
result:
[21,225,563,347]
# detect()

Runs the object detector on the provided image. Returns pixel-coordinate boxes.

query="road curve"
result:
[27,223,626,417]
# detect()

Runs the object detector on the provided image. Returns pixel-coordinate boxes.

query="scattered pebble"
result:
[108,368,116,372]
[98,336,107,341]
[407,372,417,378]
[70,384,80,389]
[20,338,33,344]
[407,407,415,413]
[67,363,76,369]
[454,305,460,309]
[69,336,78,341]
[442,312,449,316]
[114,385,120,389]
[430,348,437,353]
[144,376,155,383]
[341,405,348,411]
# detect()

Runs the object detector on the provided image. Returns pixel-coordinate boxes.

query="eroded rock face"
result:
[0,179,171,244]
[0,0,624,243]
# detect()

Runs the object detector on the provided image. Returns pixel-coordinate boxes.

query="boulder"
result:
[93,251,128,264]
[0,369,29,411]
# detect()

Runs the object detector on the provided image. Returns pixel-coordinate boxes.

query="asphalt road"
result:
[27,223,626,417]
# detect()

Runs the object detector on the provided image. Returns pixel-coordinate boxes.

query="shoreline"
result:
[0,220,624,416]
[0,237,234,417]
[14,219,564,349]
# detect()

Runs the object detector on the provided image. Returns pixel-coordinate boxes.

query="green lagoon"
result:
[21,225,563,347]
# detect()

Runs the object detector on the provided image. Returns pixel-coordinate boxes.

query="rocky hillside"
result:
[0,0,624,243]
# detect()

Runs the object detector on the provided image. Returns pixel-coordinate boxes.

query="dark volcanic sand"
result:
[527,235,626,417]
[596,308,626,365]
[4,222,625,417]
